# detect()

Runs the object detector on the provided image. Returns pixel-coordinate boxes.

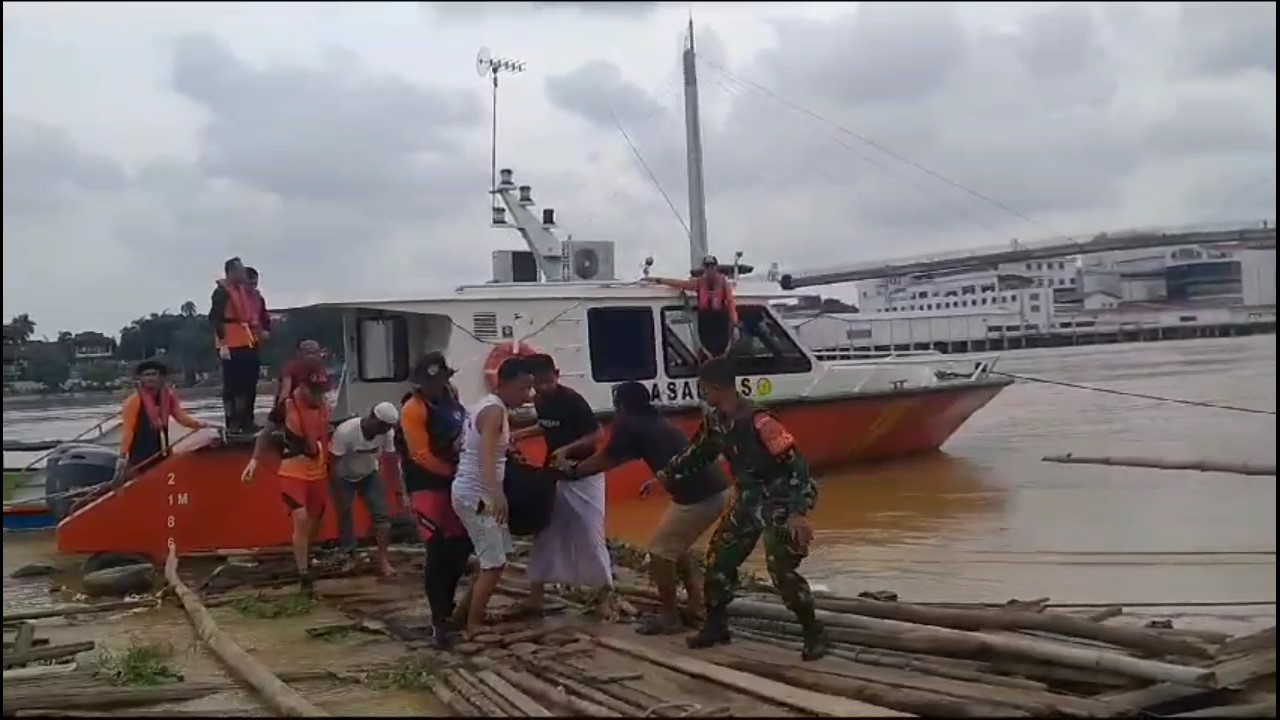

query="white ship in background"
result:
[784,233,1277,356]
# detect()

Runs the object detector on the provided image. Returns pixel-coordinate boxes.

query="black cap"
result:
[135,357,169,376]
[702,254,719,266]
[412,351,456,384]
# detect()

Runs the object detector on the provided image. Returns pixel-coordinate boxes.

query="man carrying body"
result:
[656,357,828,661]
[211,257,266,434]
[648,255,739,361]
[328,402,401,578]
[243,363,331,594]
[560,381,731,635]
[508,353,613,619]
[398,353,471,649]
[451,358,535,639]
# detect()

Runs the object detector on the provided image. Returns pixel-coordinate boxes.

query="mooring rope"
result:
[993,371,1277,416]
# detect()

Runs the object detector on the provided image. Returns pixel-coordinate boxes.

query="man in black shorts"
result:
[560,381,731,634]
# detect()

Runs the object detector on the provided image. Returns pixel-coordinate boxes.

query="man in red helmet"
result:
[648,254,739,361]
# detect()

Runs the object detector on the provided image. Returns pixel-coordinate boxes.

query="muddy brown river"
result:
[6,336,1276,633]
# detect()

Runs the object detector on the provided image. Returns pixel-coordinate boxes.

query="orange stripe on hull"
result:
[56,381,1008,561]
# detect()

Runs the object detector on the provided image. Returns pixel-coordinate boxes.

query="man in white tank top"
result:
[451,356,535,638]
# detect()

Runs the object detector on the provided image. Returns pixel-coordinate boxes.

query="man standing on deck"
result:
[328,402,401,578]
[211,257,266,434]
[647,255,739,361]
[655,357,828,661]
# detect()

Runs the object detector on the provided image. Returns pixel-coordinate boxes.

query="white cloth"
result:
[452,393,509,507]
[526,473,613,588]
[328,417,394,481]
[372,402,399,424]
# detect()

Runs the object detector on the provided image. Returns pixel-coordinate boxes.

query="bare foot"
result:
[377,561,397,578]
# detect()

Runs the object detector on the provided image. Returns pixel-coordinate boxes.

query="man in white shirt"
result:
[329,402,403,577]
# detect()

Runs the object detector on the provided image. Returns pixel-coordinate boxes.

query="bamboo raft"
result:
[4,546,1276,718]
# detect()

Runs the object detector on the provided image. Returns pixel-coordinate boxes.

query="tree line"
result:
[3,304,344,393]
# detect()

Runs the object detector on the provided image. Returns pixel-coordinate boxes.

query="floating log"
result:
[1098,650,1276,712]
[1217,627,1277,658]
[516,657,645,716]
[425,677,480,717]
[3,641,95,669]
[491,663,619,717]
[11,624,35,656]
[1169,696,1277,718]
[728,598,1216,687]
[1,599,159,624]
[1,663,77,681]
[444,669,507,717]
[594,635,910,717]
[163,548,327,717]
[723,656,1026,717]
[1041,453,1277,477]
[473,668,554,717]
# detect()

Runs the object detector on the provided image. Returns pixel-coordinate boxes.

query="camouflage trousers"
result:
[702,497,817,625]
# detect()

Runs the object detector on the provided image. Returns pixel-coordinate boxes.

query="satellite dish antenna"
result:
[476,46,493,77]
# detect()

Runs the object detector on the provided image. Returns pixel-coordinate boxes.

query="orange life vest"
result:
[278,391,331,481]
[219,280,262,349]
[138,386,176,442]
[696,275,730,313]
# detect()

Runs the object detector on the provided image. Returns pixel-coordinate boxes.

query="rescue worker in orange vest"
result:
[243,362,331,595]
[211,257,269,435]
[648,255,739,361]
[112,358,210,489]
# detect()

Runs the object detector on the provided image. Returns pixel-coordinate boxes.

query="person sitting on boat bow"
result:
[646,254,739,361]
[398,352,473,649]
[113,358,211,490]
[243,362,332,595]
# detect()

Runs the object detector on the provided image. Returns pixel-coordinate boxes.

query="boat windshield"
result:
[660,304,813,378]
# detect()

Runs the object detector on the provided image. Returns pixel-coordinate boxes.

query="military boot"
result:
[685,606,732,649]
[800,622,829,661]
[429,621,453,650]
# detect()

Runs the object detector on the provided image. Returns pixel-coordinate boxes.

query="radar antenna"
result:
[475,47,527,216]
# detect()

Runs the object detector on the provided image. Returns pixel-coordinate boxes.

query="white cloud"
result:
[3,1,1275,335]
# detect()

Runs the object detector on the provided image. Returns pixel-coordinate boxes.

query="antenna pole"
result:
[682,19,710,270]
[490,68,499,214]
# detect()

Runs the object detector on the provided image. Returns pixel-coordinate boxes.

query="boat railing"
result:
[15,411,123,475]
[799,351,1002,398]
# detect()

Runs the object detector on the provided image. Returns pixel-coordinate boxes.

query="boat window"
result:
[661,305,813,378]
[356,314,409,382]
[587,307,657,383]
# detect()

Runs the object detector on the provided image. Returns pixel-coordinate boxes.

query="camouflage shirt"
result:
[659,398,816,516]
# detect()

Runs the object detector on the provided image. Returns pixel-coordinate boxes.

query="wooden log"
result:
[519,659,645,716]
[425,677,480,717]
[799,594,1211,659]
[593,635,911,717]
[1,663,78,681]
[444,669,507,717]
[492,664,619,717]
[163,548,327,717]
[3,641,95,669]
[1217,627,1277,658]
[1,599,159,624]
[474,669,553,717]
[1040,453,1277,477]
[11,624,35,656]
[1098,650,1276,712]
[729,598,1216,687]
[1169,697,1277,718]
[722,657,1027,717]
[1,681,246,712]
[454,668,524,716]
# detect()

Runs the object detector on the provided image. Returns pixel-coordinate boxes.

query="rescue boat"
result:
[53,30,1011,563]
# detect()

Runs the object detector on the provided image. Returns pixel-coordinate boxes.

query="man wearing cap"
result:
[113,358,211,489]
[646,255,739,361]
[244,361,332,594]
[398,352,472,648]
[328,402,402,578]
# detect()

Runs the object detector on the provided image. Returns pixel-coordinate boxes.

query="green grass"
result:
[96,639,182,686]
[228,592,318,619]
[367,656,444,690]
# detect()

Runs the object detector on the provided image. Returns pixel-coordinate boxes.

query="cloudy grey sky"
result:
[3,1,1275,335]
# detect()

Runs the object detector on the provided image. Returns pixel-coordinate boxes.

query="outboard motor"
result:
[43,443,121,520]
[503,449,560,538]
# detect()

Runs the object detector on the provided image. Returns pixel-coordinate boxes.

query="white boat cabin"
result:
[303,279,997,420]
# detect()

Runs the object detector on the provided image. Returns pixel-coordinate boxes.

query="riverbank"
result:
[3,542,1275,717]
[1,382,279,409]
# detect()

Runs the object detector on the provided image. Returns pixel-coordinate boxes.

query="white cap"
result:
[372,402,399,424]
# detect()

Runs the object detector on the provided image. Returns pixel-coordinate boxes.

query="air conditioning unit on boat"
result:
[561,240,616,281]
[493,250,539,283]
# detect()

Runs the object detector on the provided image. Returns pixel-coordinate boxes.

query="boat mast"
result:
[682,19,710,270]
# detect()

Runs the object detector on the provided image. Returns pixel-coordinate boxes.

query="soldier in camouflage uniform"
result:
[656,357,828,661]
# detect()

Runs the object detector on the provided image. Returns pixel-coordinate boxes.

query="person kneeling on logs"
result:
[398,352,472,649]
[243,363,332,595]
[113,357,211,489]
[647,254,739,361]
[556,381,731,635]
[655,357,828,661]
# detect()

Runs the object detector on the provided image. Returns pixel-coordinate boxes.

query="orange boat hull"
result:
[57,380,1009,561]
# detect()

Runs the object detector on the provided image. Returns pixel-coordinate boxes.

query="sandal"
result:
[635,614,685,636]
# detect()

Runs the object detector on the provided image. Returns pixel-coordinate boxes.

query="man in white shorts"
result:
[328,402,403,577]
[451,357,535,638]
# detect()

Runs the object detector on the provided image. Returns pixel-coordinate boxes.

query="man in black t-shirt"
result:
[561,381,731,635]
[506,354,614,619]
